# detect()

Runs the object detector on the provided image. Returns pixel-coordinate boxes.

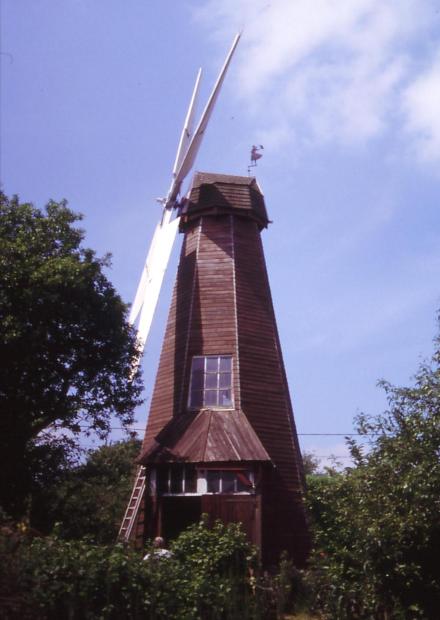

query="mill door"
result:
[160,496,202,542]
[201,494,260,546]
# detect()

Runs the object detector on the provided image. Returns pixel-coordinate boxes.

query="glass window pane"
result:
[192,357,204,371]
[219,356,231,372]
[170,467,183,494]
[189,356,234,411]
[236,471,253,492]
[192,370,204,389]
[190,389,203,408]
[206,357,218,372]
[219,389,232,407]
[185,466,197,493]
[207,470,220,493]
[205,373,218,389]
[157,467,169,494]
[222,471,235,493]
[219,372,231,389]
[204,390,217,406]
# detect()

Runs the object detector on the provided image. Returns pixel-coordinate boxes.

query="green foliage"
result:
[0,518,265,620]
[306,315,440,619]
[31,439,141,542]
[170,516,259,619]
[0,193,143,517]
[272,552,309,617]
[301,452,321,476]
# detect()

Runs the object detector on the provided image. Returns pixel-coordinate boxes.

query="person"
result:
[143,536,173,560]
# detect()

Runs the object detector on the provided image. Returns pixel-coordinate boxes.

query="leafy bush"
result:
[0,517,274,620]
[305,317,440,619]
[171,517,255,618]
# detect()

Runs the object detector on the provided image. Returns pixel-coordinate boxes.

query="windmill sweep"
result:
[119,33,309,567]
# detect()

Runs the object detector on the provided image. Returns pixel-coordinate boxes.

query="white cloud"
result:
[304,442,355,470]
[195,0,440,161]
[403,53,440,163]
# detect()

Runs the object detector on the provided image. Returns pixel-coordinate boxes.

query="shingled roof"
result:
[138,409,271,464]
[180,171,269,230]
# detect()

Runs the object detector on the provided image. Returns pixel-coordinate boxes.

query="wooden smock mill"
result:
[119,34,309,567]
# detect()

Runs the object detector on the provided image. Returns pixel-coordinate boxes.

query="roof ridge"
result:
[202,409,214,460]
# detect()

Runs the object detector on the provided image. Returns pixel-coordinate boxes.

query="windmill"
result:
[119,34,309,567]
[118,33,242,542]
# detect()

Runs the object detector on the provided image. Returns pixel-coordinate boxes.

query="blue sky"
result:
[2,0,440,466]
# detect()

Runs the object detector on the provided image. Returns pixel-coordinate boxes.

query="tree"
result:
[31,439,142,543]
[301,451,321,476]
[0,193,143,518]
[307,313,440,619]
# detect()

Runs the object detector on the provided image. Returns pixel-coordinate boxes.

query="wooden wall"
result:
[138,178,309,565]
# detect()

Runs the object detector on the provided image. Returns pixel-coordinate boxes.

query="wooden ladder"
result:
[118,465,146,542]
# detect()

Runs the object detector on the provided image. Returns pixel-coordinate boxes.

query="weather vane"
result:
[248,144,264,175]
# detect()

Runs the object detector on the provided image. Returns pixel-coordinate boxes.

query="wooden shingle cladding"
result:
[233,215,309,564]
[137,172,309,565]
[181,172,269,230]
[140,409,270,463]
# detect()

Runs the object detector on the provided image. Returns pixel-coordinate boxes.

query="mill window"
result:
[154,466,255,495]
[189,355,233,409]
[206,469,254,494]
[157,465,198,495]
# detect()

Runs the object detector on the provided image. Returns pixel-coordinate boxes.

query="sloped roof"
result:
[180,171,269,230]
[138,409,271,464]
[191,172,255,187]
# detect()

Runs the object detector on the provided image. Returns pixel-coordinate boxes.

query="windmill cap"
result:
[180,171,269,231]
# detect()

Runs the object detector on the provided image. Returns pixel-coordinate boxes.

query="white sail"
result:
[130,33,241,362]
[165,32,241,209]
[172,68,202,181]
[130,208,179,355]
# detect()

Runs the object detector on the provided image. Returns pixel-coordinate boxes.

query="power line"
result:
[36,425,358,459]
[1,426,378,438]
[94,426,378,437]
[312,455,353,459]
[300,433,378,437]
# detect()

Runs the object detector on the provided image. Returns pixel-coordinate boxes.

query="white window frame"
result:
[204,469,255,495]
[154,467,255,496]
[157,464,199,496]
[188,355,234,410]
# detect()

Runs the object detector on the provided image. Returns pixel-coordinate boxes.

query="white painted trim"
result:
[152,467,255,496]
[187,354,234,410]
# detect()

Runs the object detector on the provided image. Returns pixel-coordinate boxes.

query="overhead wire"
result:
[71,425,374,459]
[77,425,379,436]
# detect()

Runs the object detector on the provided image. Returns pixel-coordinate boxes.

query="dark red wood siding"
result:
[201,494,260,546]
[233,216,309,565]
[136,173,309,565]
